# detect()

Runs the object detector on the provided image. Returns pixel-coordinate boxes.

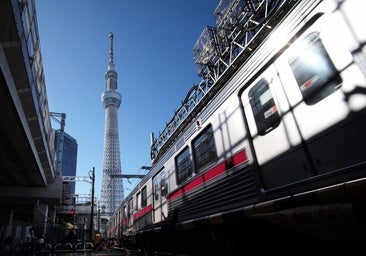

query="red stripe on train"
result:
[167,149,248,201]
[133,204,153,220]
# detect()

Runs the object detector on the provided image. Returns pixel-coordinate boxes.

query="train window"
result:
[288,32,342,105]
[128,198,133,218]
[123,205,127,219]
[136,192,141,210]
[249,79,281,135]
[192,125,217,172]
[175,146,193,185]
[141,186,147,208]
[153,176,159,201]
[161,171,168,197]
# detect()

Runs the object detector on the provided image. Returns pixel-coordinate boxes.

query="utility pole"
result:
[72,194,77,225]
[89,167,95,242]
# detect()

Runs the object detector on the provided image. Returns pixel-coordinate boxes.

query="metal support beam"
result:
[62,176,91,183]
[110,174,145,179]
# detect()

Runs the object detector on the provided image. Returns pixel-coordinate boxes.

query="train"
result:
[106,0,366,254]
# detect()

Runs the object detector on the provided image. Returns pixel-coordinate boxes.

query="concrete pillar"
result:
[48,208,57,243]
[7,209,13,226]
[49,208,56,223]
[5,209,14,237]
[33,203,48,238]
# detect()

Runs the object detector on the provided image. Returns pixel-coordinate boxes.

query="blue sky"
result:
[35,1,218,199]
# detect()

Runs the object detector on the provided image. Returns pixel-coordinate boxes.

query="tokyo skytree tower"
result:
[100,32,123,217]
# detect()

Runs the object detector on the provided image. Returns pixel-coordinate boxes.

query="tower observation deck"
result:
[100,32,123,219]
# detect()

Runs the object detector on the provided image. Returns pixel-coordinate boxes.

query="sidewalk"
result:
[59,247,144,256]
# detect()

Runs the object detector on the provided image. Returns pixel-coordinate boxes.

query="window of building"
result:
[175,147,193,185]
[192,125,218,172]
[288,32,342,105]
[249,79,281,135]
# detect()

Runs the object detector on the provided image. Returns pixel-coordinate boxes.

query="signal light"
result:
[69,209,75,215]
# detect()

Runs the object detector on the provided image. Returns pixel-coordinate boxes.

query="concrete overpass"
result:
[0,0,62,228]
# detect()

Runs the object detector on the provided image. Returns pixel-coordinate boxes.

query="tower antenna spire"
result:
[109,32,114,64]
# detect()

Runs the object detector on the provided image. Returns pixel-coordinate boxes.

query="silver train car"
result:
[107,0,366,254]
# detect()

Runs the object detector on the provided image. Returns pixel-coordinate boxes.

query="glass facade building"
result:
[55,130,78,196]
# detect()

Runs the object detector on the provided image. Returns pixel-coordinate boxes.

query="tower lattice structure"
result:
[100,32,124,218]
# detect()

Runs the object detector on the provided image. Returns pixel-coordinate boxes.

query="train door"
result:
[274,12,366,177]
[241,8,366,190]
[241,65,314,189]
[152,169,168,223]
